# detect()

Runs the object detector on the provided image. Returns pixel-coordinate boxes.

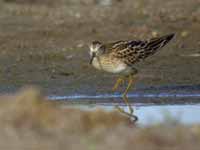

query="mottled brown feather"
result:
[104,34,174,66]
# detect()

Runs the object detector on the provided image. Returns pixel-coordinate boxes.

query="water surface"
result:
[48,85,200,125]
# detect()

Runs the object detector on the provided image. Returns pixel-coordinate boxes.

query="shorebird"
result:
[89,33,175,120]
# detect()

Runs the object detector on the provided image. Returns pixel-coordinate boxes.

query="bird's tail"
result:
[143,33,175,57]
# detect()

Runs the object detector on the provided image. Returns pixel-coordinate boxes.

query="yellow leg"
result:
[123,75,134,97]
[122,75,134,114]
[112,77,125,91]
[114,75,137,121]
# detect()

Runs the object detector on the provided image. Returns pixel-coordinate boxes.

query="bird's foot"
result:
[115,105,138,122]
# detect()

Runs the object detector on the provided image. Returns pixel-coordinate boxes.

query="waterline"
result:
[49,93,200,100]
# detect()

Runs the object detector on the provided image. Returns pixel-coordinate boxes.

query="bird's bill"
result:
[89,53,95,64]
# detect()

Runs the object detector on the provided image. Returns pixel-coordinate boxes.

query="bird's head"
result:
[89,41,105,64]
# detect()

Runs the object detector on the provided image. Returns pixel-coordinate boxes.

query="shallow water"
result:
[59,104,200,125]
[134,104,200,125]
[48,84,200,104]
[48,85,200,125]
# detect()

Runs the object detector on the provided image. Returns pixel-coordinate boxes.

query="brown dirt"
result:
[0,0,200,95]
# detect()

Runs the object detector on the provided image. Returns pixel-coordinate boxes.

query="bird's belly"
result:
[92,57,131,74]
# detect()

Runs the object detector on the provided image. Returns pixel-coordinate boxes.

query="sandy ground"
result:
[0,0,200,95]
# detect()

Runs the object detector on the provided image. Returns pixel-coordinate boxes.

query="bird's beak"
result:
[89,52,96,64]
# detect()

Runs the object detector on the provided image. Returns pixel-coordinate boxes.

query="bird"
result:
[89,33,175,120]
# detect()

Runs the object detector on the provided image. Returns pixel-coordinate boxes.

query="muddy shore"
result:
[0,0,200,96]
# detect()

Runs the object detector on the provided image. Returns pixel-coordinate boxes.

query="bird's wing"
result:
[106,34,174,66]
[106,40,148,66]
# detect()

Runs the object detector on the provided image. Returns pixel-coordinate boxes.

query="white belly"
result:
[92,56,131,74]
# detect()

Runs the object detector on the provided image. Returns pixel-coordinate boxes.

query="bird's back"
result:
[105,33,175,66]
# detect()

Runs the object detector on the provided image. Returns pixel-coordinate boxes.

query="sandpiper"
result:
[89,33,175,120]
